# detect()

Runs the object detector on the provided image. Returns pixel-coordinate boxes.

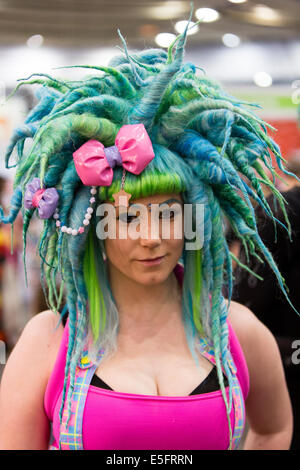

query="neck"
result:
[107,262,182,333]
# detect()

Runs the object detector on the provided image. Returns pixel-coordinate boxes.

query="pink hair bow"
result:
[73,124,155,186]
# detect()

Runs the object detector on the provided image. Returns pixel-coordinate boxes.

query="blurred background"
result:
[0,0,299,447]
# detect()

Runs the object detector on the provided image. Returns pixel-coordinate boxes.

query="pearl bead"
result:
[67,227,73,234]
[83,219,90,226]
[89,197,96,203]
[61,226,67,232]
[90,188,97,195]
[72,229,78,236]
[85,213,92,220]
[87,207,93,214]
[56,221,61,227]
[53,213,59,219]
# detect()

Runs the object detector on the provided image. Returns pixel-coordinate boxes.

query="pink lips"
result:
[137,255,165,266]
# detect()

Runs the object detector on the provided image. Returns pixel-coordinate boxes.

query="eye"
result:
[118,212,140,224]
[159,208,180,219]
[160,210,173,219]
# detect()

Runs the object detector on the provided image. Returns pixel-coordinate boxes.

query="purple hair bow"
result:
[24,177,59,219]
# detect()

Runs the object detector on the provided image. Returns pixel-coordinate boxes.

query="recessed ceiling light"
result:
[155,33,176,48]
[195,8,220,23]
[26,34,44,49]
[149,1,188,20]
[253,4,280,21]
[227,0,247,4]
[253,71,273,87]
[222,33,241,47]
[175,20,199,36]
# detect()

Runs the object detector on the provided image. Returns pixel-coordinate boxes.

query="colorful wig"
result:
[1,26,297,448]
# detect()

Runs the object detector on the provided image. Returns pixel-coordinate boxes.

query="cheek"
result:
[167,218,184,250]
[168,237,184,257]
[104,238,133,266]
[165,222,184,256]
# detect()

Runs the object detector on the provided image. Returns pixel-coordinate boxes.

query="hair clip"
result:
[24,177,59,219]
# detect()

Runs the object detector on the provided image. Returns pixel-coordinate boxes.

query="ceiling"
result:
[0,0,299,49]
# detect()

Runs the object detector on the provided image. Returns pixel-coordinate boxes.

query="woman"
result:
[0,27,295,450]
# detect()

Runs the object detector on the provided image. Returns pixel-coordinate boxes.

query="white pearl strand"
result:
[53,186,97,235]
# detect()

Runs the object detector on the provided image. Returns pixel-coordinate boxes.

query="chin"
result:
[134,268,171,286]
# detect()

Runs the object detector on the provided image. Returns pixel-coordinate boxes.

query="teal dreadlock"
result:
[1,25,298,449]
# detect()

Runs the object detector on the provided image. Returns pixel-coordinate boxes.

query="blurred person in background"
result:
[0,178,46,351]
[0,176,9,344]
[0,178,24,350]
[231,155,300,449]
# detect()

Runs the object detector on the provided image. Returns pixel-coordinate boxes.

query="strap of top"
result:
[196,324,248,450]
[44,318,69,421]
[227,320,250,400]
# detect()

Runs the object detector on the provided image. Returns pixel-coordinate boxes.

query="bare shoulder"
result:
[0,311,64,449]
[24,308,63,332]
[17,309,63,352]
[1,309,64,384]
[227,299,281,370]
[227,299,261,341]
[227,302,293,442]
[21,309,64,341]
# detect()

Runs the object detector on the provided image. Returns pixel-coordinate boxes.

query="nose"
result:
[139,236,161,248]
[138,212,162,248]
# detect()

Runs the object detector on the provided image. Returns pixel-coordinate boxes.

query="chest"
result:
[54,327,246,450]
[94,339,214,396]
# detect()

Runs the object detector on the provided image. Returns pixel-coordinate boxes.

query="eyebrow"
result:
[128,198,183,211]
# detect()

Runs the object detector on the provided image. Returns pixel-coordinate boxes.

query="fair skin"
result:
[0,193,293,449]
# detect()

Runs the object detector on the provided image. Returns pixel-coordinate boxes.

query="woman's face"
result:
[103,193,184,286]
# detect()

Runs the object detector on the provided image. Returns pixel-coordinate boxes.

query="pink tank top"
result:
[44,265,249,450]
